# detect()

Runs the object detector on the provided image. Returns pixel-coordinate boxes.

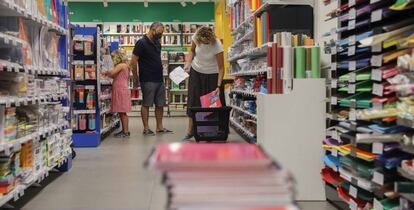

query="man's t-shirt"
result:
[132,35,163,83]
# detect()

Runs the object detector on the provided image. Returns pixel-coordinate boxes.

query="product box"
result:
[84,60,96,80]
[73,60,84,81]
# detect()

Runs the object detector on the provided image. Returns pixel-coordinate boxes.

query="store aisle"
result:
[13,117,334,210]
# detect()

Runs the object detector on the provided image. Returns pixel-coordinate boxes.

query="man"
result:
[131,22,172,136]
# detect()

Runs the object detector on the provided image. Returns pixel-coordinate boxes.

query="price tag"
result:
[349,110,357,121]
[331,79,338,88]
[349,35,356,46]
[348,84,356,94]
[348,20,356,30]
[348,45,356,56]
[373,142,384,154]
[349,185,358,198]
[331,62,337,71]
[332,130,340,140]
[349,0,356,7]
[349,8,356,20]
[372,43,382,53]
[371,55,383,67]
[373,198,383,210]
[19,188,24,197]
[349,199,358,210]
[371,9,383,23]
[373,83,384,97]
[373,171,384,185]
[371,69,382,81]
[349,61,356,71]
[331,96,338,105]
[349,72,356,83]
[15,99,20,107]
[13,190,19,201]
[331,149,338,157]
[331,46,337,55]
[23,99,28,106]
[12,141,21,151]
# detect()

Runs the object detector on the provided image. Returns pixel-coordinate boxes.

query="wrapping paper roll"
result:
[295,47,306,78]
[282,46,293,80]
[305,47,312,78]
[311,46,321,78]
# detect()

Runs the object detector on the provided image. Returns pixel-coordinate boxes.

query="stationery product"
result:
[78,114,87,131]
[83,35,94,56]
[86,86,95,110]
[311,46,320,78]
[73,61,84,81]
[200,91,222,108]
[294,47,306,78]
[88,114,95,130]
[282,46,293,93]
[84,60,96,80]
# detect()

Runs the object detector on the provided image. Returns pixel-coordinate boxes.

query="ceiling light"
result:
[181,1,186,7]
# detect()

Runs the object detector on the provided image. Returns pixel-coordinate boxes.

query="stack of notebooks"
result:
[148,143,298,210]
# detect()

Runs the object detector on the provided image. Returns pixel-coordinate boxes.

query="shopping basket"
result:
[188,107,232,142]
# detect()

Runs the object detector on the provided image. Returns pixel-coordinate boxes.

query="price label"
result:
[349,110,357,121]
[348,45,356,56]
[371,69,382,81]
[23,99,28,106]
[373,171,384,185]
[267,67,272,79]
[372,43,382,53]
[331,46,337,55]
[371,55,383,67]
[350,199,358,210]
[13,191,19,201]
[46,171,49,177]
[373,198,383,210]
[349,72,356,83]
[349,35,356,46]
[348,84,356,94]
[330,28,336,35]
[331,149,338,157]
[373,83,384,97]
[331,79,338,88]
[349,185,358,198]
[4,36,10,44]
[373,142,384,154]
[15,99,20,107]
[331,62,337,71]
[349,0,356,7]
[7,65,12,72]
[371,9,383,23]
[349,8,356,20]
[349,61,356,71]
[331,96,338,105]
[5,99,11,108]
[348,20,356,30]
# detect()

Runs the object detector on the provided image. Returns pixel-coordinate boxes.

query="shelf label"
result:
[23,99,28,106]
[15,99,20,107]
[349,72,356,83]
[331,96,338,105]
[331,46,337,55]
[372,43,382,53]
[332,130,340,140]
[373,171,384,185]
[331,62,337,71]
[331,149,338,157]
[7,65,12,72]
[12,38,17,46]
[349,199,358,210]
[348,45,356,56]
[348,84,356,94]
[373,198,383,210]
[349,8,356,20]
[373,142,384,154]
[349,110,357,121]
[348,20,356,30]
[349,35,356,46]
[267,67,272,79]
[4,36,10,44]
[4,146,10,156]
[5,99,11,108]
[349,61,356,71]
[331,79,338,88]
[373,83,384,97]
[371,55,383,67]
[371,9,383,23]
[13,190,19,201]
[371,69,382,81]
[349,185,358,198]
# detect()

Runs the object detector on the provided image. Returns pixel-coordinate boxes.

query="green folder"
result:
[339,93,373,108]
[379,198,399,210]
[338,70,371,82]
[339,81,372,93]
[340,156,375,179]
[341,182,374,201]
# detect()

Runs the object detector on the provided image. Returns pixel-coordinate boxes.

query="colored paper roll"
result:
[311,46,321,78]
[282,46,293,80]
[295,47,306,79]
[305,47,312,78]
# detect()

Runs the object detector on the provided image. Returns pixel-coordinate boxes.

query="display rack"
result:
[228,0,315,143]
[0,0,72,207]
[322,0,414,209]
[71,27,120,147]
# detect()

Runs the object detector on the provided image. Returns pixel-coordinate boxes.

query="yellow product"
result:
[37,0,46,17]
[358,108,400,120]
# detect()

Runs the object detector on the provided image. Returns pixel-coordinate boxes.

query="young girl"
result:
[104,50,131,138]
[183,26,225,140]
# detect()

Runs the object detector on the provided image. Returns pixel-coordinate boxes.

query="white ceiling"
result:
[68,0,213,2]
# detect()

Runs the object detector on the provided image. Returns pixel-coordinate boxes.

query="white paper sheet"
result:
[169,66,189,85]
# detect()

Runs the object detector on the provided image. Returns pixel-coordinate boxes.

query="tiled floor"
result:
[9,117,336,210]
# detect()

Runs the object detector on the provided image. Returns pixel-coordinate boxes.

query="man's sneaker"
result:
[143,129,156,136]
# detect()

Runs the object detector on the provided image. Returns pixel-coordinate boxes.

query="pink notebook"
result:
[151,143,271,171]
[200,91,222,108]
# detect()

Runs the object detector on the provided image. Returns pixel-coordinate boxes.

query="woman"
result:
[183,26,225,140]
[104,50,131,138]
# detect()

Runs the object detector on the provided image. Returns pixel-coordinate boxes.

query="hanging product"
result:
[88,114,96,130]
[86,86,95,110]
[73,35,84,52]
[73,61,84,81]
[83,35,94,56]
[78,114,87,131]
[84,60,96,80]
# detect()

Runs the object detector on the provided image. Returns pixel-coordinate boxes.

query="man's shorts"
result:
[140,82,166,107]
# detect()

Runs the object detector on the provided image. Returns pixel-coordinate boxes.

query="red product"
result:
[200,91,222,108]
[271,43,277,92]
[276,46,283,94]
[321,167,343,187]
[266,45,273,93]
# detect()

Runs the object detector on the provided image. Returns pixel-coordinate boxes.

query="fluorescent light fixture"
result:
[144,0,148,7]
[180,1,186,7]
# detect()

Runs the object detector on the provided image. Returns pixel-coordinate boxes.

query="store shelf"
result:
[0,93,68,107]
[170,102,187,105]
[397,167,414,182]
[100,94,111,101]
[400,193,414,203]
[229,68,268,76]
[230,31,254,48]
[230,89,260,97]
[228,43,268,62]
[131,98,142,101]
[100,119,120,135]
[0,122,69,153]
[401,145,414,155]
[231,16,253,36]
[103,33,143,36]
[169,62,185,65]
[170,89,188,93]
[73,110,96,114]
[0,0,66,34]
[253,0,315,17]
[230,118,256,140]
[230,104,257,119]
[0,60,69,76]
[0,32,25,47]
